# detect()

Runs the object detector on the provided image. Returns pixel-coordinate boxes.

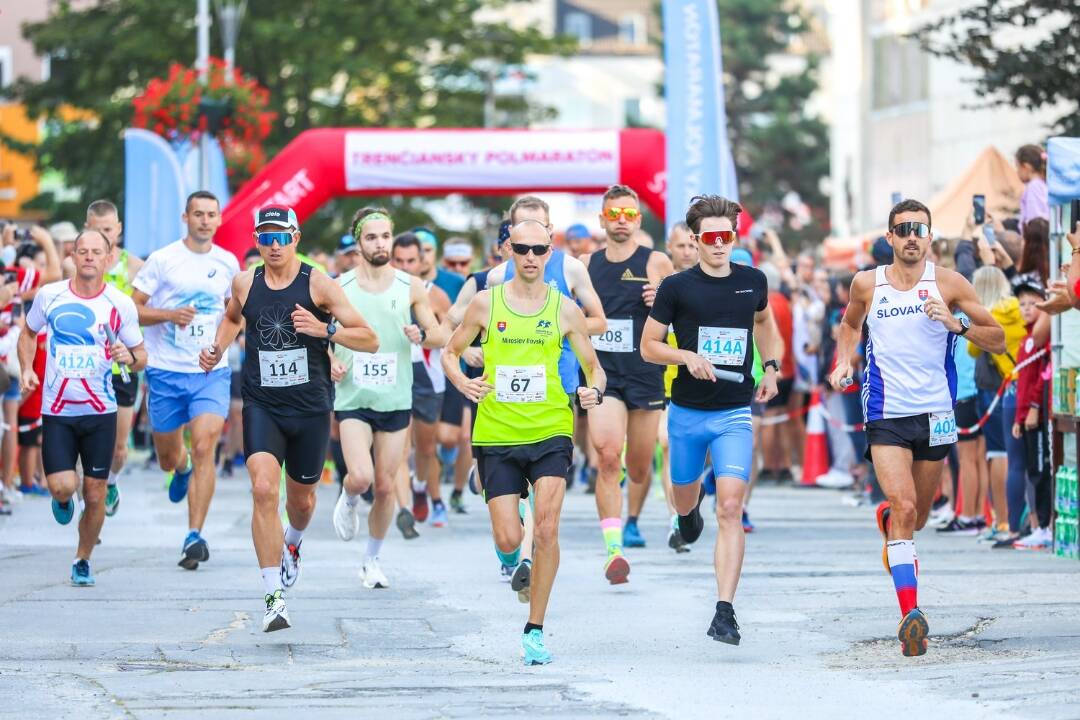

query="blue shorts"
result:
[669,402,754,484]
[3,380,20,402]
[146,368,230,433]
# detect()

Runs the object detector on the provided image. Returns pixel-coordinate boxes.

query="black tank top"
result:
[241,263,333,415]
[588,244,663,384]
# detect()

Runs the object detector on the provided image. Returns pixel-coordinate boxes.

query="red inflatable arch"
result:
[217,127,667,259]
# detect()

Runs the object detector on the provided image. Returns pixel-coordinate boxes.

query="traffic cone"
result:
[801,389,829,486]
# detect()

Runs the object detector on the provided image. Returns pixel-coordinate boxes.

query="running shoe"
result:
[280,541,301,588]
[936,517,981,535]
[991,533,1020,549]
[70,559,95,587]
[897,607,929,657]
[412,483,429,523]
[51,497,75,525]
[1014,527,1052,550]
[430,501,448,528]
[604,553,630,585]
[522,628,553,666]
[468,465,481,495]
[104,484,120,517]
[263,590,291,633]
[179,531,210,570]
[396,508,420,540]
[707,602,741,645]
[511,559,532,604]
[742,510,755,533]
[875,501,891,574]
[500,564,515,582]
[0,502,10,516]
[623,521,645,548]
[29,484,51,497]
[449,490,467,514]
[360,556,390,589]
[168,462,193,503]
[776,468,794,484]
[2,485,22,505]
[667,516,691,553]
[332,490,359,541]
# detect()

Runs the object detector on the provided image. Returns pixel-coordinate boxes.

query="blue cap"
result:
[337,234,357,254]
[565,223,590,240]
[731,247,754,266]
[497,220,512,244]
[255,205,298,229]
[412,227,438,248]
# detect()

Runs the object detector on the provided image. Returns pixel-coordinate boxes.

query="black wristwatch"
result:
[957,315,970,337]
[418,326,427,344]
[326,320,337,338]
[763,359,780,373]
[594,386,603,405]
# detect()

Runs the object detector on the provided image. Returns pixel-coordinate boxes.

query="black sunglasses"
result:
[891,222,930,239]
[510,242,550,257]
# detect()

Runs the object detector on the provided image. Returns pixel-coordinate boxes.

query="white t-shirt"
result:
[133,240,239,373]
[26,281,143,417]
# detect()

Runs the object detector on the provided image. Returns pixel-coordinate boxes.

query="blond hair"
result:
[973,266,1011,308]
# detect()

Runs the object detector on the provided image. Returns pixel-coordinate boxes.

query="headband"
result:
[353,212,391,237]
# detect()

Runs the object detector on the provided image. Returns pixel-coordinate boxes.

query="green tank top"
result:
[333,268,414,412]
[473,284,573,446]
[105,249,133,296]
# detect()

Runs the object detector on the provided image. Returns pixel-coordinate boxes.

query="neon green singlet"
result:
[333,268,413,413]
[473,284,573,446]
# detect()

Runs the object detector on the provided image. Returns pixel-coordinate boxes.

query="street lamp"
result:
[214,0,247,82]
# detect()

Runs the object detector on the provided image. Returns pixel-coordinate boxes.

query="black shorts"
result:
[865,413,952,463]
[603,377,666,412]
[335,407,411,434]
[954,397,980,441]
[412,390,444,425]
[17,416,41,448]
[244,404,331,484]
[112,372,140,409]
[473,436,573,501]
[766,378,794,409]
[42,413,117,480]
[230,371,242,400]
[440,381,466,425]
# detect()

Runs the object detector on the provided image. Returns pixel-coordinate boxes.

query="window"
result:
[565,11,593,47]
[0,47,12,88]
[871,35,927,110]
[619,14,646,46]
[624,97,642,126]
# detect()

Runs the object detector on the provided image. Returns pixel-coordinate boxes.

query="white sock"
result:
[284,524,304,546]
[365,537,383,559]
[107,471,118,487]
[261,567,282,595]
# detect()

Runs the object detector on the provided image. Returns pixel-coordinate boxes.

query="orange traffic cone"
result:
[801,389,829,486]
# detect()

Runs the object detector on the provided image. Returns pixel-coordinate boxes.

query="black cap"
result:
[1012,272,1046,299]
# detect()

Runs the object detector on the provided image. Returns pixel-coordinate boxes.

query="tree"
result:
[1,0,568,241]
[917,1,1080,136]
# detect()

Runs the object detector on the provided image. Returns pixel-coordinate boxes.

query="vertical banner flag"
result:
[662,0,739,233]
[123,129,186,258]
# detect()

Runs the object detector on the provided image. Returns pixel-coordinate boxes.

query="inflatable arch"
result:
[217,127,667,259]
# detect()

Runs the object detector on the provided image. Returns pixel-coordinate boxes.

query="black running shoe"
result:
[707,603,741,645]
[178,532,209,570]
[678,486,706,545]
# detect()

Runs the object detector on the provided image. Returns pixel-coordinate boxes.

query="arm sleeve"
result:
[24,289,47,334]
[131,253,159,296]
[117,296,144,347]
[648,278,676,326]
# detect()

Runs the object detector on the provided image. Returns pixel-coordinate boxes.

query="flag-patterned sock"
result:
[887,539,917,616]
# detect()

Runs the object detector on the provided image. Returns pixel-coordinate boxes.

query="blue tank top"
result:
[504,249,578,394]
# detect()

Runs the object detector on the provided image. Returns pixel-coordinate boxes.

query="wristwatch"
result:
[594,387,603,405]
[326,320,337,338]
[763,359,780,373]
[418,326,427,344]
[957,315,971,336]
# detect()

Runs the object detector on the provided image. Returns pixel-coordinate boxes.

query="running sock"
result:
[451,489,462,500]
[437,444,459,468]
[176,451,191,475]
[432,499,445,510]
[677,486,707,544]
[601,517,623,555]
[188,528,200,537]
[365,537,383,560]
[284,524,303,546]
[260,566,282,595]
[886,539,918,617]
[524,622,543,634]
[107,472,118,487]
[496,545,521,568]
[627,515,639,526]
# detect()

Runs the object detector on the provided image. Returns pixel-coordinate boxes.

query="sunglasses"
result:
[891,222,930,239]
[510,242,550,257]
[695,230,737,246]
[256,231,295,247]
[603,207,641,222]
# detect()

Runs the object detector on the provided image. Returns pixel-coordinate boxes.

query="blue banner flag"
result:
[123,129,186,257]
[662,0,739,231]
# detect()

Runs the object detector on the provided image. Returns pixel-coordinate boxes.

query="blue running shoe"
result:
[623,521,646,548]
[522,628,553,666]
[52,497,75,525]
[30,484,51,497]
[168,462,193,503]
[430,501,448,528]
[741,510,755,533]
[71,559,95,586]
[178,531,210,570]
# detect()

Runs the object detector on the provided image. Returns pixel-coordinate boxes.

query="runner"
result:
[442,218,605,665]
[19,230,146,585]
[641,195,781,645]
[86,200,145,517]
[131,191,239,570]
[583,184,673,581]
[330,209,446,589]
[199,205,377,631]
[829,198,1004,656]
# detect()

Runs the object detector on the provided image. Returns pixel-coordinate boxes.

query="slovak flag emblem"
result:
[497,321,507,332]
[918,289,929,301]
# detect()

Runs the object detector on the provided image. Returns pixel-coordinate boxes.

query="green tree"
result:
[917,1,1080,136]
[1,0,568,243]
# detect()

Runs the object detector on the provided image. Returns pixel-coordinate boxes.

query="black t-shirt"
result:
[649,263,768,410]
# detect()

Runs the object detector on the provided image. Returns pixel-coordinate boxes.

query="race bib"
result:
[259,348,309,387]
[495,365,546,403]
[175,314,217,350]
[352,352,397,387]
[56,345,99,379]
[591,318,633,353]
[698,327,747,366]
[929,411,958,447]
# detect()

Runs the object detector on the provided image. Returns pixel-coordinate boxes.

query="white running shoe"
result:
[360,556,390,589]
[815,469,854,489]
[1014,527,1052,550]
[262,590,291,632]
[333,491,359,541]
[280,541,301,588]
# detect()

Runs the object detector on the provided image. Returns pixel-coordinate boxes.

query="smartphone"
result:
[1071,199,1080,234]
[973,194,986,225]
[983,225,996,246]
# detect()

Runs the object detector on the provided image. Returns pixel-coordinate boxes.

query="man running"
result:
[330,209,446,589]
[442,219,605,665]
[200,205,377,631]
[19,230,146,585]
[85,200,144,517]
[132,191,239,570]
[829,199,1004,656]
[583,184,673,581]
